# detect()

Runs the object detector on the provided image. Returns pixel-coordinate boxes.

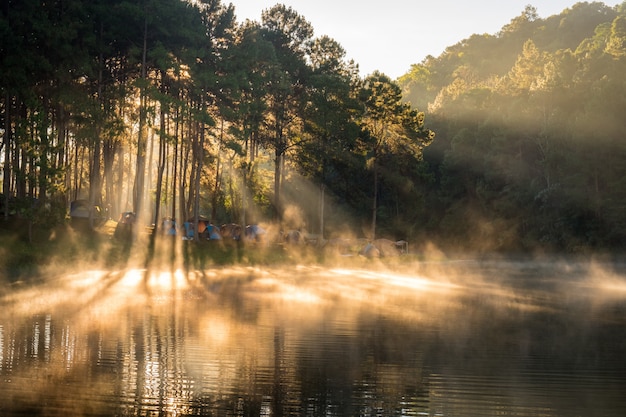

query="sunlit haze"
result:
[2,0,626,413]
[230,0,623,78]
[2,260,626,414]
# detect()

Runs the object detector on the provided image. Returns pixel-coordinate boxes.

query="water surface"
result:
[1,259,625,416]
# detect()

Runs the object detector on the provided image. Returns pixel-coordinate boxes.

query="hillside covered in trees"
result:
[399,1,626,253]
[1,0,625,254]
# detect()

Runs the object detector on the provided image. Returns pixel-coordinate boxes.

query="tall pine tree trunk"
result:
[152,104,167,235]
[133,14,148,221]
[3,92,11,219]
[192,104,206,241]
[371,158,378,240]
[274,147,282,221]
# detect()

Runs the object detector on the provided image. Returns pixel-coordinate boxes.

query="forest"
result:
[1,0,625,254]
[400,1,626,253]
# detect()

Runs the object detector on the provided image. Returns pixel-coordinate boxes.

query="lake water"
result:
[1,258,625,416]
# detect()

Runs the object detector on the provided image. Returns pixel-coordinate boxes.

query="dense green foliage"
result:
[2,1,626,254]
[0,0,432,244]
[399,2,626,253]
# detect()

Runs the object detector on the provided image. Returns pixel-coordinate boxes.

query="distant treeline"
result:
[1,1,625,253]
[399,2,626,253]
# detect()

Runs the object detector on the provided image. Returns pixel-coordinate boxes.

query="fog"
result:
[1,227,626,415]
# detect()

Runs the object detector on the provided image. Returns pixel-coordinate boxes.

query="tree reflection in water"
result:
[0,260,625,416]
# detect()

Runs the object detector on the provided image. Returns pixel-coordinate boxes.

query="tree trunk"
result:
[193,109,206,242]
[89,130,101,228]
[172,110,179,222]
[103,139,116,218]
[211,119,224,222]
[274,147,282,220]
[3,92,11,219]
[152,104,167,235]
[371,159,378,240]
[319,183,325,241]
[133,14,149,220]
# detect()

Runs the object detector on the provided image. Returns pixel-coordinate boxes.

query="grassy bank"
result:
[3,216,472,287]
[0,218,384,282]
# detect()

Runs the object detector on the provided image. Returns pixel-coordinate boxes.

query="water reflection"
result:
[0,260,625,416]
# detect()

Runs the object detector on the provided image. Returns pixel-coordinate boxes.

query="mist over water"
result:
[1,258,625,416]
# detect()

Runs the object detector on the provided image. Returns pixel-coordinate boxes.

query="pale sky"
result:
[228,0,622,79]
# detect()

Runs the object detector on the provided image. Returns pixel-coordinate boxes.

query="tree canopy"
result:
[0,0,432,243]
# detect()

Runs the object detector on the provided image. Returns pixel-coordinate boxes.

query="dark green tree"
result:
[259,4,313,220]
[359,72,434,239]
[298,35,361,238]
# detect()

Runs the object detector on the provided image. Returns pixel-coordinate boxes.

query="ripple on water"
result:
[0,262,625,416]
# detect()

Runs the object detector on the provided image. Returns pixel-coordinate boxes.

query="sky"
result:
[228,0,622,79]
